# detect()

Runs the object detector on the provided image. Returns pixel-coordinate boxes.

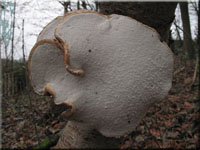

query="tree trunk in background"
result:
[0,4,2,147]
[77,0,80,10]
[60,1,71,14]
[11,0,16,70]
[11,1,16,97]
[22,19,25,64]
[180,2,195,59]
[174,19,182,41]
[198,0,200,47]
[98,2,177,42]
[22,19,28,90]
[81,0,87,9]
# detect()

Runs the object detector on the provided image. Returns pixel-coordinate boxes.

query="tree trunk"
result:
[81,0,87,9]
[174,19,182,41]
[52,121,120,149]
[22,19,25,64]
[180,2,195,59]
[10,1,16,97]
[11,0,16,70]
[0,5,2,147]
[77,0,80,10]
[98,2,177,42]
[198,0,200,47]
[60,1,71,14]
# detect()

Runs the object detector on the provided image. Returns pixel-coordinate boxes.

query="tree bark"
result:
[180,2,195,59]
[22,19,25,64]
[77,0,80,10]
[0,4,2,148]
[81,0,87,9]
[11,0,16,70]
[98,2,177,42]
[198,0,200,47]
[60,1,71,14]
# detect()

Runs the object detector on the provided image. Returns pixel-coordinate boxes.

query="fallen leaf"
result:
[184,101,192,107]
[182,123,190,129]
[193,135,199,143]
[51,120,58,125]
[167,131,179,138]
[53,123,60,129]
[146,140,158,147]
[135,135,144,143]
[164,120,172,126]
[150,129,161,137]
[120,140,132,149]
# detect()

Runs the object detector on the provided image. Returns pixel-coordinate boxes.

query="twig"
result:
[173,66,185,76]
[173,21,196,48]
[25,57,40,143]
[191,57,199,86]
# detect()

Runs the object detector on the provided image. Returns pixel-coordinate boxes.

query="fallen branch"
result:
[173,66,185,76]
[191,57,199,86]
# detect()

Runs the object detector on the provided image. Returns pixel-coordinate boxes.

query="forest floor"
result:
[1,56,199,149]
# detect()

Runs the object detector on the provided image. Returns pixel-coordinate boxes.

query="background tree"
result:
[198,0,200,47]
[98,2,178,42]
[180,2,195,59]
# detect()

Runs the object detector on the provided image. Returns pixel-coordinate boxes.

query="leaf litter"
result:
[1,55,199,149]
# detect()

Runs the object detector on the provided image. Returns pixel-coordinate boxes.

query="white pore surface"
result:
[30,13,173,137]
[37,16,62,41]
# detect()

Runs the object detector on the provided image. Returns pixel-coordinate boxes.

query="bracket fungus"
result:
[28,10,174,149]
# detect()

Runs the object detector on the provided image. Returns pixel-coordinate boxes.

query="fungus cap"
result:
[28,11,173,137]
[37,16,63,41]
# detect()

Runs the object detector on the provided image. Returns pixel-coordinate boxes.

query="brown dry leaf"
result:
[170,96,179,102]
[22,133,28,138]
[150,129,161,137]
[13,117,23,121]
[167,131,179,138]
[19,137,24,141]
[53,123,61,129]
[182,123,190,129]
[194,135,199,143]
[164,120,172,126]
[123,134,129,138]
[26,139,33,144]
[51,120,58,125]
[120,140,132,149]
[48,127,59,134]
[146,140,159,147]
[169,140,177,148]
[183,101,192,107]
[176,107,181,111]
[184,77,192,85]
